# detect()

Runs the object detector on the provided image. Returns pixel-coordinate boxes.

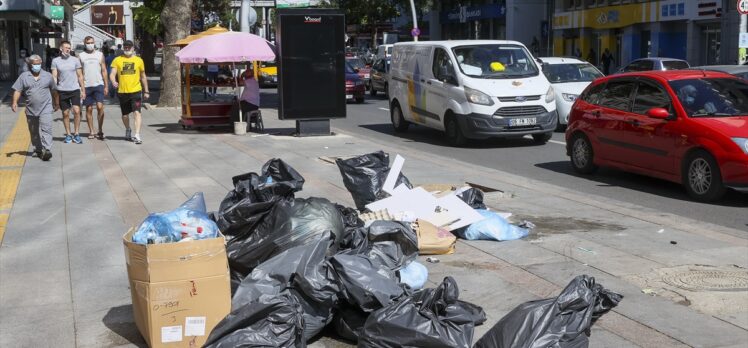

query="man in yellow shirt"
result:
[109,40,149,144]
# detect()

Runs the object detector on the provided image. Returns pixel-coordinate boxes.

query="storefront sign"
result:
[554,2,662,29]
[91,5,124,25]
[441,4,506,24]
[50,5,64,20]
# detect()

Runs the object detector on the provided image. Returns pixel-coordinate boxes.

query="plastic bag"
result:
[473,275,623,348]
[232,232,340,340]
[456,209,529,241]
[329,254,406,313]
[132,192,219,244]
[336,151,412,210]
[337,221,418,272]
[456,187,486,210]
[226,197,344,287]
[212,159,305,239]
[203,294,305,348]
[398,261,428,290]
[359,276,487,348]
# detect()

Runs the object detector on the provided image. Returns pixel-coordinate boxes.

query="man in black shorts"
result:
[109,40,149,144]
[52,41,86,144]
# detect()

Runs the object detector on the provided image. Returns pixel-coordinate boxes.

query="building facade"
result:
[0,0,78,80]
[433,0,552,56]
[552,0,739,69]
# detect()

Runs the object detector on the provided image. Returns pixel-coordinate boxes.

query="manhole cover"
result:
[662,270,748,292]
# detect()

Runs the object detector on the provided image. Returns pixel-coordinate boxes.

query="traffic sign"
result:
[739,0,748,15]
[411,27,420,37]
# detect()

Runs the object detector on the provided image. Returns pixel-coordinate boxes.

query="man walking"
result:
[79,36,109,140]
[600,48,615,75]
[11,55,59,161]
[110,40,149,144]
[52,40,86,144]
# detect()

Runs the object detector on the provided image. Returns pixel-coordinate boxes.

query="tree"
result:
[133,0,165,74]
[159,0,193,107]
[323,0,431,47]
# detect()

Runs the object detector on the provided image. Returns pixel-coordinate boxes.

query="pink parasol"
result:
[175,31,275,63]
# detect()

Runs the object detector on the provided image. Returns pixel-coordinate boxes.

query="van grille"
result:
[497,95,541,102]
[493,105,547,117]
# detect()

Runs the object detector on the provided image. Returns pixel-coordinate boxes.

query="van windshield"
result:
[452,44,539,79]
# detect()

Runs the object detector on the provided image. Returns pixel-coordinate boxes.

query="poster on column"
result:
[91,5,124,26]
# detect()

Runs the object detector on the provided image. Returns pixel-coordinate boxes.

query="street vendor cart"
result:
[174,31,276,131]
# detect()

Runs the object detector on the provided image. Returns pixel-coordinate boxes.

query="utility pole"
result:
[740,14,747,64]
[409,0,418,41]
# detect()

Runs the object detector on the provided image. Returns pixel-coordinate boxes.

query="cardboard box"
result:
[123,230,231,348]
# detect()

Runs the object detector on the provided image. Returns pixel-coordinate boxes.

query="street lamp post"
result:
[408,0,418,41]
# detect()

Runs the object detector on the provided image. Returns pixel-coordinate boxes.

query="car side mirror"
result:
[646,107,670,119]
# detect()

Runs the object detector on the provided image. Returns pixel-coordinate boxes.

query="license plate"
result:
[346,94,353,99]
[509,117,536,126]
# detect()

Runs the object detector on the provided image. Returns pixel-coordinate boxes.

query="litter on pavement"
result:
[121,152,621,347]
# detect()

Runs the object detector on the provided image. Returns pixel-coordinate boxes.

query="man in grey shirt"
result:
[11,55,59,161]
[52,40,86,144]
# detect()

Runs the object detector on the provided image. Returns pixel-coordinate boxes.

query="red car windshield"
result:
[670,78,748,117]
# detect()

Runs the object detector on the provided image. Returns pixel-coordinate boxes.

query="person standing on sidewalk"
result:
[17,48,29,76]
[10,55,59,161]
[79,36,109,140]
[109,40,149,144]
[52,40,86,144]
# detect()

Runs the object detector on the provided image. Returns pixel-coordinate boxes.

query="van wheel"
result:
[683,150,725,202]
[570,133,597,174]
[445,114,467,147]
[532,132,552,144]
[370,88,377,97]
[391,102,409,132]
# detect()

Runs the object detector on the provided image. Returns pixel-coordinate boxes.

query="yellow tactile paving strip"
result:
[0,110,30,244]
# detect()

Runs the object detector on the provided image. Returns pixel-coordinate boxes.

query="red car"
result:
[345,62,365,103]
[566,70,748,201]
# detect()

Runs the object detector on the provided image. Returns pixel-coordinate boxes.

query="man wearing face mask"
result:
[17,48,30,76]
[11,55,60,161]
[110,40,149,144]
[79,36,109,140]
[52,40,87,144]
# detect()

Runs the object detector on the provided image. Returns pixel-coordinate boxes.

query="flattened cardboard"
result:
[129,273,231,348]
[415,219,456,255]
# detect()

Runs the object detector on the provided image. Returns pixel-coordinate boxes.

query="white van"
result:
[377,44,393,59]
[388,40,557,146]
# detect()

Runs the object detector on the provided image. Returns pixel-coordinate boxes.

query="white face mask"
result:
[85,43,95,51]
[124,49,134,57]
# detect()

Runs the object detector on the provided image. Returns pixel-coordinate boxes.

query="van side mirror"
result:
[646,107,670,119]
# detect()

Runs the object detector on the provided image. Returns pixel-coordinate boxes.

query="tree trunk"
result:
[141,30,156,75]
[372,26,378,49]
[159,0,192,107]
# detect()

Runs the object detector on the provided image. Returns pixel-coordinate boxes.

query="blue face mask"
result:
[31,64,42,73]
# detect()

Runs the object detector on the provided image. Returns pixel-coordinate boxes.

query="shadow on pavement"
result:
[358,123,551,149]
[535,160,748,207]
[4,150,33,158]
[102,305,147,348]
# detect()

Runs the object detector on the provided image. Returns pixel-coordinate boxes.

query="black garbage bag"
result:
[212,159,305,238]
[332,306,370,342]
[358,276,487,348]
[203,293,305,348]
[336,203,364,228]
[337,221,418,272]
[232,232,340,341]
[330,253,406,313]
[457,187,486,210]
[336,151,412,210]
[473,275,623,348]
[227,197,344,287]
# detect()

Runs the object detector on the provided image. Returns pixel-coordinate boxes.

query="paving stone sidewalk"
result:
[0,102,746,348]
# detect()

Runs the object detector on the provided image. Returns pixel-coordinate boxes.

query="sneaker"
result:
[64,134,73,143]
[125,128,132,141]
[133,134,142,144]
[41,149,52,161]
[97,132,105,140]
[73,134,83,144]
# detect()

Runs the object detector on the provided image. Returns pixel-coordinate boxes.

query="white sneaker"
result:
[133,134,142,144]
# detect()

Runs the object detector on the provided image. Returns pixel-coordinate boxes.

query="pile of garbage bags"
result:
[199,156,620,347]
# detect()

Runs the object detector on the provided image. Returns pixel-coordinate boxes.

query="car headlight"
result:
[465,87,494,106]
[562,93,579,102]
[732,138,748,155]
[545,86,556,103]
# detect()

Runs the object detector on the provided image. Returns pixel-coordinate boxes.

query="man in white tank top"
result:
[79,36,109,140]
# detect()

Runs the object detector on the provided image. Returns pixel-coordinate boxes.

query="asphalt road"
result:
[259,88,747,232]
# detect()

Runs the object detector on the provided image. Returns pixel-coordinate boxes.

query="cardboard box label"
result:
[161,325,183,343]
[185,316,206,336]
